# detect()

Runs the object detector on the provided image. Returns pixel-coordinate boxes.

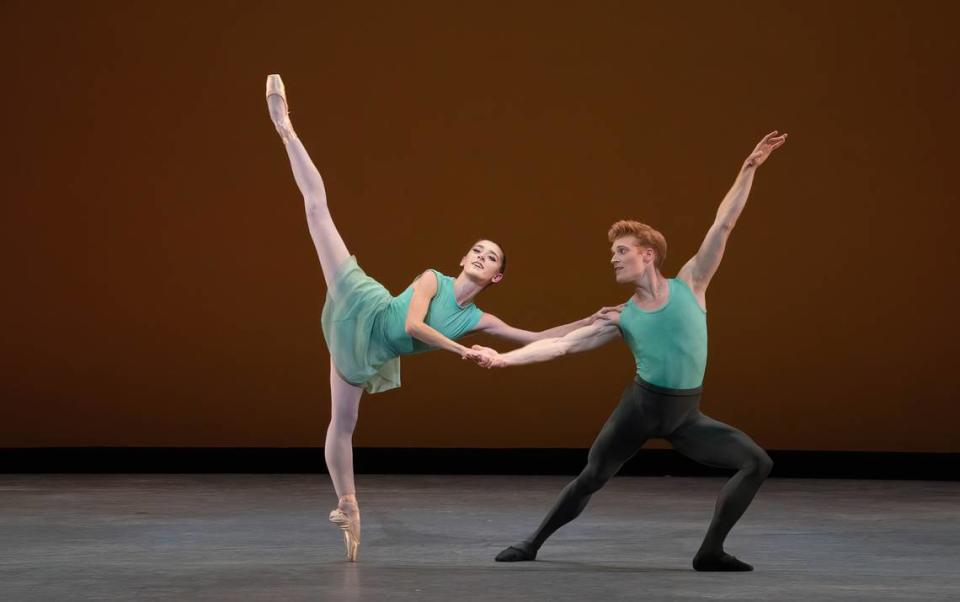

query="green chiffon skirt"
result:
[320,255,401,393]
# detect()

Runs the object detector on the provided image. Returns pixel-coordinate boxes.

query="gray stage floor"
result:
[1,475,957,601]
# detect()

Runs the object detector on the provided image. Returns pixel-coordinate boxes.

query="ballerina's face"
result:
[460,240,505,284]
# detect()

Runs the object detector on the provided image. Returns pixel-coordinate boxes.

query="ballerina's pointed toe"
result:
[265,74,286,103]
[329,508,361,562]
[264,74,294,139]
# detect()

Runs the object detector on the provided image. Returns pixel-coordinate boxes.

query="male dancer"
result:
[471,131,787,571]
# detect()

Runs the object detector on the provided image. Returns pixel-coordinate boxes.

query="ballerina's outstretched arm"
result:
[471,313,623,369]
[471,303,625,345]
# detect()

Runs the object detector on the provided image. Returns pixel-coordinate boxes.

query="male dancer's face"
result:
[460,240,504,285]
[610,236,655,285]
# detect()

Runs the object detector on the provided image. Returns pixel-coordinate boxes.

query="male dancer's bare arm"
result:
[473,320,621,368]
[678,131,787,293]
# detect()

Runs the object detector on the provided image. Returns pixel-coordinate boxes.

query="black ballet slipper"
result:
[692,551,754,572]
[495,543,537,562]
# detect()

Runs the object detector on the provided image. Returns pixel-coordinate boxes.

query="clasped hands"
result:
[463,344,505,369]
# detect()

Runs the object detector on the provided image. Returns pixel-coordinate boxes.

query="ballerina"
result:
[265,74,612,561]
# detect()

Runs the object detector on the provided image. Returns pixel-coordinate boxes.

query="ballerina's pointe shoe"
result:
[328,503,361,562]
[265,74,294,141]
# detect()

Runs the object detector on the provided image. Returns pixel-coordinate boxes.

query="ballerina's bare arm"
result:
[471,309,616,345]
[473,314,622,368]
[404,270,480,359]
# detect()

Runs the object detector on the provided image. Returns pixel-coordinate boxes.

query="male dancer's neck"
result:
[632,269,668,303]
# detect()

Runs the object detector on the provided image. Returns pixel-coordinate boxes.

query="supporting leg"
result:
[496,387,650,561]
[668,412,772,571]
[325,359,364,561]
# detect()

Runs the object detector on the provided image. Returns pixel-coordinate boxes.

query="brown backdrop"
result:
[2,1,957,451]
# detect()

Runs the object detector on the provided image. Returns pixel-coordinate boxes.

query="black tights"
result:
[523,378,772,555]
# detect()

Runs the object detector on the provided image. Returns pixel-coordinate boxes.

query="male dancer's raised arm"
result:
[677,131,787,298]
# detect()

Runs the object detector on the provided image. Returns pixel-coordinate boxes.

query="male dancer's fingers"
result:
[770,134,788,149]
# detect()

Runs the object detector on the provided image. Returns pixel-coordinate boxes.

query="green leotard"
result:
[617,277,707,389]
[321,256,483,394]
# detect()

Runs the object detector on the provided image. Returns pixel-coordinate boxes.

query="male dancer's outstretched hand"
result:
[743,131,787,170]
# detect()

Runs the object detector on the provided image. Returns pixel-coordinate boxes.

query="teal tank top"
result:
[375,269,484,356]
[618,278,707,389]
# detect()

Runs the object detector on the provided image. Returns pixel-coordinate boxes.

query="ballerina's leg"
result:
[326,359,363,499]
[326,358,364,560]
[268,76,363,560]
[267,81,350,287]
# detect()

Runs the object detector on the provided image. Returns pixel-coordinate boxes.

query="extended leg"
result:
[267,75,350,287]
[668,412,773,571]
[496,387,650,561]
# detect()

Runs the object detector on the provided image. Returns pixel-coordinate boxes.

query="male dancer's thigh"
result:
[583,384,652,480]
[666,411,765,470]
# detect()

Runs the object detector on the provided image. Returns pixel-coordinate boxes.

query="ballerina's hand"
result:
[588,303,625,323]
